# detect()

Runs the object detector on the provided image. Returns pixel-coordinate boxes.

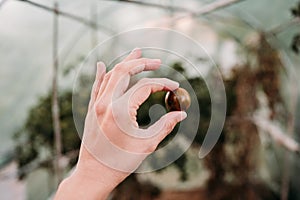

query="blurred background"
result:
[1,0,300,199]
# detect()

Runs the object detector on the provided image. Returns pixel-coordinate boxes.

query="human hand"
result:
[55,48,187,199]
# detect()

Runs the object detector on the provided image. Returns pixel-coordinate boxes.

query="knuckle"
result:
[139,77,150,84]
[140,58,147,63]
[95,102,107,116]
[128,108,137,118]
[104,72,111,78]
[148,145,156,152]
[147,144,157,153]
[114,63,126,73]
[102,72,111,82]
[164,121,175,133]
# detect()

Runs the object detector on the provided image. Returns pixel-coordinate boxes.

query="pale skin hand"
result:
[54,48,187,200]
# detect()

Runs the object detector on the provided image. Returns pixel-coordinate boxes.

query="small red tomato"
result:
[165,88,191,111]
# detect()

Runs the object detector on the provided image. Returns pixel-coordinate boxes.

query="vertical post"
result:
[90,3,98,73]
[90,3,98,49]
[52,1,62,186]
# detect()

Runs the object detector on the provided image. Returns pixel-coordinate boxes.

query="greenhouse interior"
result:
[0,0,300,199]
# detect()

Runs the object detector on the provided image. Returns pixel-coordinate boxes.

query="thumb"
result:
[147,111,187,141]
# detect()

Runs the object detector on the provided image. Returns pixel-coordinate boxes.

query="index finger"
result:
[100,58,162,100]
[125,78,179,108]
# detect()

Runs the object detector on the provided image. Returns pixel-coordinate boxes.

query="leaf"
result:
[290,1,300,17]
[291,8,299,17]
[291,34,300,54]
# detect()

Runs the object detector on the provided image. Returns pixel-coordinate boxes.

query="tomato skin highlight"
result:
[165,88,191,111]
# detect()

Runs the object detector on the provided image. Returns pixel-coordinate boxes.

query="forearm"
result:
[54,147,129,200]
[55,172,113,200]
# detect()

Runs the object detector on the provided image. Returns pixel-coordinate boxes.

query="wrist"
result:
[74,161,127,191]
[69,170,113,199]
[55,167,120,200]
[76,146,129,187]
[54,148,129,200]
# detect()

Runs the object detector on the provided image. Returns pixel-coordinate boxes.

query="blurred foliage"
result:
[291,1,300,17]
[112,175,161,200]
[203,34,285,200]
[13,49,284,198]
[291,34,300,54]
[290,1,300,54]
[5,1,300,199]
[13,91,81,179]
[11,28,293,200]
[13,39,288,199]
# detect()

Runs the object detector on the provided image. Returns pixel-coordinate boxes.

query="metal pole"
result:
[90,3,98,49]
[52,1,62,185]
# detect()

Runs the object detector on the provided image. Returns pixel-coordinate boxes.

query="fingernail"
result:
[171,80,180,88]
[180,111,187,120]
[97,61,105,68]
[132,47,141,54]
[165,79,179,90]
[97,62,105,73]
